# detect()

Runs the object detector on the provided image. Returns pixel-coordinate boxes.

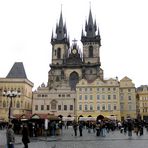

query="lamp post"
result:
[3,89,21,122]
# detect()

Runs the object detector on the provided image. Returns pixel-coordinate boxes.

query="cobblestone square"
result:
[1,127,148,148]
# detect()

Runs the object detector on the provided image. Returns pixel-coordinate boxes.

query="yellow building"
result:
[119,76,136,120]
[0,62,33,122]
[76,76,137,121]
[76,77,121,120]
[136,85,148,121]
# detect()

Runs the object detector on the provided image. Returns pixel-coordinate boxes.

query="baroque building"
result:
[136,85,148,121]
[32,9,137,121]
[0,62,33,122]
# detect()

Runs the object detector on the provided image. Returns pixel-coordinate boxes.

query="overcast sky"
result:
[0,0,148,89]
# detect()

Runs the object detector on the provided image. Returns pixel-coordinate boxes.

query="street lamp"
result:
[3,89,21,122]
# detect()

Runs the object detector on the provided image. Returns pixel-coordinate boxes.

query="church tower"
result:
[51,11,69,65]
[48,11,70,88]
[81,9,102,80]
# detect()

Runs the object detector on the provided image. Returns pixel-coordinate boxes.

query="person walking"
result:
[22,124,30,148]
[96,122,101,136]
[73,120,78,136]
[127,119,133,138]
[79,122,83,136]
[6,124,15,148]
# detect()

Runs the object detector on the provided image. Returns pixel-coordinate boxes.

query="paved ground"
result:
[1,126,148,148]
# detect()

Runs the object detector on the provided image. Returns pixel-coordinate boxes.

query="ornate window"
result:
[97,104,100,110]
[90,104,93,111]
[79,95,82,100]
[51,100,57,110]
[97,95,100,100]
[108,104,111,111]
[102,104,105,110]
[90,95,93,100]
[79,104,82,110]
[85,104,88,111]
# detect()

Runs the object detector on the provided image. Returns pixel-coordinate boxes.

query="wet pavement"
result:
[1,126,148,148]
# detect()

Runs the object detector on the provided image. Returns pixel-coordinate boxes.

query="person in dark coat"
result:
[79,122,83,136]
[22,125,30,148]
[127,119,133,137]
[6,124,15,148]
[73,120,78,136]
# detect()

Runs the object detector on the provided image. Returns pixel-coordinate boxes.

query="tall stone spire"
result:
[51,10,69,46]
[85,8,96,37]
[81,8,101,45]
[56,11,65,40]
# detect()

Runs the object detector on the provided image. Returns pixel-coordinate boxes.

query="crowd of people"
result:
[70,118,148,138]
[1,118,148,148]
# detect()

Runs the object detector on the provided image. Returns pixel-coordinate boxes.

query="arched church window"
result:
[69,72,79,90]
[57,48,61,59]
[89,46,93,58]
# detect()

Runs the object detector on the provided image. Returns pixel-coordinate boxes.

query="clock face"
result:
[72,49,77,54]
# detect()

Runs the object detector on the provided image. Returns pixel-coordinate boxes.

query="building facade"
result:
[119,77,136,120]
[0,62,33,122]
[136,85,148,121]
[32,9,137,121]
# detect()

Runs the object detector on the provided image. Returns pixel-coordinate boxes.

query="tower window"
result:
[57,48,61,59]
[89,46,93,58]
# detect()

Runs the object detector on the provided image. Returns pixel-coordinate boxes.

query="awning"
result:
[62,117,75,121]
[79,117,96,121]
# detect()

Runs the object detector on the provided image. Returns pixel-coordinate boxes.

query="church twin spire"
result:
[51,10,69,46]
[51,7,101,46]
[81,8,101,45]
[85,9,97,37]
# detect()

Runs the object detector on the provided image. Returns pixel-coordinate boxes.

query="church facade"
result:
[32,9,137,121]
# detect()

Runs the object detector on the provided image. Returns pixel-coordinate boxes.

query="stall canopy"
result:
[62,117,75,121]
[13,113,60,121]
[79,117,96,121]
